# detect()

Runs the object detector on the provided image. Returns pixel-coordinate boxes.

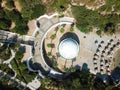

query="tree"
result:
[13,19,28,35]
[0,8,5,18]
[5,0,15,9]
[52,61,58,68]
[31,4,46,19]
[0,18,11,30]
[47,43,55,48]
[50,34,56,39]
[15,50,24,60]
[60,28,65,33]
[0,45,11,60]
[13,24,28,35]
[47,52,52,57]
[70,67,76,72]
[41,78,51,87]
[5,9,22,23]
[19,0,46,19]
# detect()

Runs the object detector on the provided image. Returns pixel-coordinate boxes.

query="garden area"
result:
[51,0,70,12]
[40,69,119,90]
[0,0,46,35]
[0,44,11,60]
[44,23,76,73]
[10,44,37,83]
[71,5,120,35]
[0,42,37,84]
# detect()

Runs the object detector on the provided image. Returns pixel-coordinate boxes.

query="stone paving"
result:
[32,14,120,76]
[32,14,74,75]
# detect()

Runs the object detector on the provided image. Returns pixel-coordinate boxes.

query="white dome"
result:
[58,38,79,59]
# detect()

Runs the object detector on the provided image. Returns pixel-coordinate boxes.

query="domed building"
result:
[58,38,79,60]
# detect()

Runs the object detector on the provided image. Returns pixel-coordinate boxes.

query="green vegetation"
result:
[15,50,24,60]
[5,9,22,23]
[4,9,28,35]
[31,4,46,19]
[96,30,102,36]
[70,27,74,32]
[60,28,65,33]
[0,45,11,60]
[51,0,70,12]
[0,8,5,18]
[47,43,55,48]
[40,69,120,90]
[0,64,14,77]
[9,43,20,50]
[11,58,37,83]
[52,61,58,68]
[13,20,28,35]
[72,6,120,34]
[0,18,11,30]
[98,0,120,12]
[0,80,19,90]
[18,0,46,19]
[0,0,45,34]
[11,49,37,83]
[0,4,28,35]
[50,34,56,39]
[40,70,94,90]
[63,66,69,72]
[70,67,76,72]
[47,52,52,57]
[5,0,15,9]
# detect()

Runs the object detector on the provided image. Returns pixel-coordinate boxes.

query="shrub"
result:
[96,30,102,36]
[0,8,5,18]
[52,61,58,68]
[5,0,15,9]
[60,28,65,33]
[13,19,28,35]
[5,9,22,23]
[70,67,76,72]
[31,4,46,19]
[47,43,55,48]
[47,52,52,57]
[0,18,11,30]
[70,27,74,32]
[15,50,24,60]
[0,46,11,60]
[50,34,56,39]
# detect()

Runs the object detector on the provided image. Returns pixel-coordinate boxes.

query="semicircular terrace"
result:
[30,13,74,78]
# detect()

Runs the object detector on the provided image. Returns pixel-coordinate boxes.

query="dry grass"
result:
[113,49,120,67]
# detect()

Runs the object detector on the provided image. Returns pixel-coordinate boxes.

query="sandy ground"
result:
[21,44,32,62]
[27,20,36,36]
[44,22,120,74]
[9,22,16,31]
[72,0,105,10]
[44,24,74,72]
[112,48,120,69]
[32,14,120,75]
[14,0,22,12]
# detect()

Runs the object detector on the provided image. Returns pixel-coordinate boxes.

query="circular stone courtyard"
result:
[43,24,79,72]
[32,14,120,77]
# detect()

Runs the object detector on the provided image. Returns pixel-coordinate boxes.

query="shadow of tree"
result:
[59,32,80,44]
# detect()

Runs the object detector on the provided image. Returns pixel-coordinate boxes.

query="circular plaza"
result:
[30,14,120,78]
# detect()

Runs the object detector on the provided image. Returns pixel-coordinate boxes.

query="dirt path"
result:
[113,49,120,67]
[27,20,36,36]
[14,0,22,12]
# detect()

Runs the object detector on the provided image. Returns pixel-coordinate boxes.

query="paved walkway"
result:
[32,14,74,78]
[3,49,15,64]
[0,30,35,46]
